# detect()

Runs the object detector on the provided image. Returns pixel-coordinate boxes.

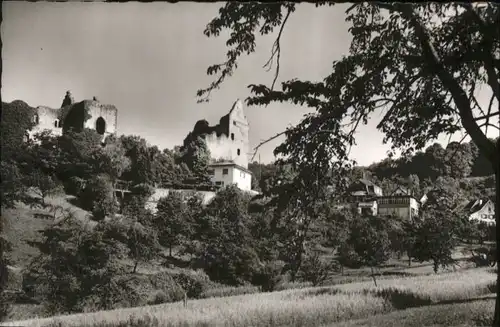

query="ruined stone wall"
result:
[82,100,118,138]
[29,106,63,138]
[28,92,118,141]
[205,100,250,169]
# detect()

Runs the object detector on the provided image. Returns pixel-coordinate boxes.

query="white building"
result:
[208,161,253,192]
[464,198,496,225]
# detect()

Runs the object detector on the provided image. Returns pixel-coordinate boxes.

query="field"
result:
[2,268,496,327]
[2,194,498,327]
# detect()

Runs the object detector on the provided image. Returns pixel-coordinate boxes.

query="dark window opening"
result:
[237,149,240,156]
[54,120,59,128]
[208,169,215,175]
[96,117,106,135]
[233,121,237,126]
[222,168,228,175]
[231,133,235,141]
[33,114,39,124]
[58,120,63,128]
[215,181,224,186]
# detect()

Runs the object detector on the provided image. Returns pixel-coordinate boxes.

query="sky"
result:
[2,2,498,166]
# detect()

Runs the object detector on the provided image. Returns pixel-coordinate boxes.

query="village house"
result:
[340,178,421,220]
[463,198,496,225]
[343,178,383,216]
[377,185,420,221]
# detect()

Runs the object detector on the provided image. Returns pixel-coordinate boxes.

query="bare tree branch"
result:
[462,3,500,101]
[484,93,497,136]
[391,3,498,166]
[250,130,288,162]
[263,7,293,91]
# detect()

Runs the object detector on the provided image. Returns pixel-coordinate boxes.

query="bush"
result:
[148,272,186,302]
[172,270,212,299]
[147,291,170,305]
[80,174,117,220]
[299,253,337,286]
[252,260,285,292]
[64,176,87,197]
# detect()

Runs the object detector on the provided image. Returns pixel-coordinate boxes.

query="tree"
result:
[99,135,131,188]
[412,177,468,273]
[0,161,26,209]
[198,3,499,322]
[126,221,160,273]
[299,251,337,286]
[57,129,104,182]
[121,195,160,273]
[443,141,477,178]
[178,136,211,184]
[155,191,191,257]
[345,214,394,286]
[1,100,36,163]
[196,185,260,285]
[120,135,156,185]
[26,169,64,206]
[23,213,125,314]
[80,174,118,221]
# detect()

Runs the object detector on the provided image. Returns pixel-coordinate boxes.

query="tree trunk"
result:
[169,245,172,258]
[370,266,378,287]
[492,161,500,327]
[133,261,138,273]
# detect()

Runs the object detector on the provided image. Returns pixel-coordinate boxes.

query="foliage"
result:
[195,185,260,285]
[171,270,212,299]
[0,216,11,322]
[30,269,497,327]
[346,215,393,270]
[98,135,131,184]
[119,135,159,185]
[178,135,212,184]
[1,100,36,162]
[128,183,155,208]
[155,191,192,257]
[299,251,337,286]
[126,221,160,273]
[57,129,104,182]
[412,177,468,273]
[251,260,286,292]
[0,161,26,209]
[26,169,64,205]
[80,174,118,221]
[22,214,126,315]
[199,5,498,316]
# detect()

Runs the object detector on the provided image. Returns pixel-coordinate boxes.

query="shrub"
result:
[80,174,117,220]
[147,291,170,305]
[299,253,337,286]
[64,176,87,197]
[172,270,212,299]
[252,260,285,292]
[148,272,186,302]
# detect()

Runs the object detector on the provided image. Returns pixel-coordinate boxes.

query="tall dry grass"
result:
[2,268,495,327]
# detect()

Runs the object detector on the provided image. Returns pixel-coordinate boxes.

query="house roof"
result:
[463,198,494,214]
[208,161,253,175]
[346,179,380,196]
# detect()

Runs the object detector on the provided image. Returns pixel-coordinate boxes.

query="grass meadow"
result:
[2,267,496,327]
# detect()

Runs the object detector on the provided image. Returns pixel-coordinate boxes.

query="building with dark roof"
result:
[463,198,496,225]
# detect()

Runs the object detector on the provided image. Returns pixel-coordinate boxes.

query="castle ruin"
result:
[29,91,118,141]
